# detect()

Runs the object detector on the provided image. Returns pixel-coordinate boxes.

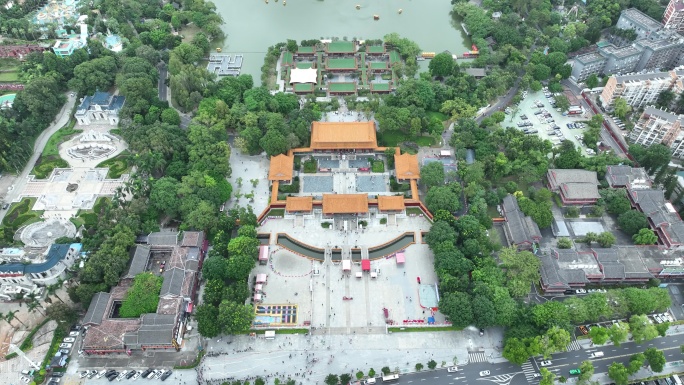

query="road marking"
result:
[420,379,426,381]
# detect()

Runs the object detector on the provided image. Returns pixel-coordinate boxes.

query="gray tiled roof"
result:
[502,195,542,247]
[160,268,185,297]
[124,245,151,279]
[83,292,111,326]
[180,231,204,247]
[123,313,177,348]
[548,169,599,185]
[605,166,649,188]
[147,231,179,246]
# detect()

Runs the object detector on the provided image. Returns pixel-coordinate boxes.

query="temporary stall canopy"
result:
[396,252,405,264]
[256,274,268,283]
[255,284,263,292]
[370,272,377,279]
[361,259,371,271]
[355,272,363,278]
[342,260,351,271]
[264,330,276,339]
[289,67,318,84]
[253,293,262,302]
[259,245,269,262]
[440,150,451,157]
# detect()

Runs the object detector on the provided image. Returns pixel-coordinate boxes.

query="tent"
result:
[342,260,351,271]
[256,273,268,283]
[355,272,363,278]
[396,252,405,264]
[265,330,276,339]
[253,293,262,302]
[370,272,377,279]
[361,259,370,271]
[440,150,451,157]
[259,245,269,264]
[255,284,263,292]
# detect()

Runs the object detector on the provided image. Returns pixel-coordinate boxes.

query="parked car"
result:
[131,371,142,380]
[20,376,31,383]
[579,325,588,335]
[125,371,136,379]
[569,369,581,375]
[79,372,89,379]
[48,378,61,383]
[116,370,128,381]
[69,331,80,337]
[140,369,153,379]
[575,289,587,294]
[58,349,70,354]
[62,338,75,343]
[96,370,107,379]
[161,370,173,381]
[447,367,459,373]
[540,361,552,367]
[59,343,72,349]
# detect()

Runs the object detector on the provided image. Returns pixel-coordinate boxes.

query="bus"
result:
[382,374,399,382]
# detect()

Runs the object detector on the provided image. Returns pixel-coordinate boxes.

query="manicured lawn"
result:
[97,150,132,178]
[377,130,436,148]
[0,197,43,245]
[31,156,69,179]
[0,71,19,81]
[43,121,79,157]
[371,160,385,173]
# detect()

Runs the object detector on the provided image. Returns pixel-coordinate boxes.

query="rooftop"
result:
[124,245,151,279]
[465,68,486,77]
[268,153,295,181]
[601,44,642,59]
[123,313,178,348]
[502,194,542,246]
[180,231,204,248]
[326,41,355,53]
[620,8,664,31]
[322,194,369,214]
[548,169,599,184]
[605,165,650,188]
[614,71,671,83]
[82,292,111,326]
[82,319,140,351]
[147,231,179,246]
[576,52,606,64]
[285,196,313,212]
[642,106,681,122]
[289,67,318,84]
[310,122,377,150]
[377,196,405,211]
[394,153,420,180]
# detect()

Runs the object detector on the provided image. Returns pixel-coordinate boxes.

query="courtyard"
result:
[257,214,441,331]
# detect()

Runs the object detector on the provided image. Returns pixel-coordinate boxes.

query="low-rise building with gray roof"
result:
[82,292,111,326]
[547,169,600,205]
[501,194,542,250]
[605,165,651,189]
[124,245,151,279]
[123,313,180,350]
[628,188,684,249]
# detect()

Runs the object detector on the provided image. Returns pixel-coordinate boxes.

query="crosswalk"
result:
[468,352,488,363]
[567,340,582,351]
[521,361,539,382]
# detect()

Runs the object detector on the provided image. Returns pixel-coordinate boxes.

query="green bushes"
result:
[0,198,42,245]
[371,160,384,173]
[303,158,318,173]
[278,177,300,193]
[32,156,69,179]
[390,178,410,192]
[97,151,131,178]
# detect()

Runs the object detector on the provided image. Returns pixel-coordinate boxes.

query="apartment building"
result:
[571,9,684,82]
[629,106,683,148]
[600,70,676,108]
[663,0,684,33]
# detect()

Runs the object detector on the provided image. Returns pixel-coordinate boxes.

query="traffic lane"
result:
[398,362,523,385]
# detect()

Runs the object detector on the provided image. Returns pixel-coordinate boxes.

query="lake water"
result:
[215,0,470,81]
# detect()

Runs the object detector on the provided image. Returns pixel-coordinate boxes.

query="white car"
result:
[79,372,88,379]
[575,289,587,294]
[533,373,541,378]
[654,315,663,324]
[59,343,72,349]
[62,337,75,343]
[539,360,553,367]
[131,371,142,380]
[447,366,459,373]
[479,371,490,377]
[154,370,164,379]
[96,370,106,379]
[87,370,98,379]
[20,376,30,383]
[117,370,128,381]
[69,331,80,337]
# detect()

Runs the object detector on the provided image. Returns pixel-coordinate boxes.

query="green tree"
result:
[586,74,599,89]
[356,371,364,380]
[608,362,629,385]
[557,238,572,249]
[644,347,666,372]
[45,302,78,325]
[427,360,437,369]
[195,304,221,337]
[421,162,446,188]
[415,363,424,371]
[589,326,609,345]
[368,369,376,378]
[227,236,260,259]
[150,177,181,217]
[440,98,478,120]
[218,300,254,334]
[617,210,649,236]
[472,294,497,328]
[260,129,289,156]
[439,292,472,328]
[325,374,339,385]
[655,322,670,337]
[429,52,455,78]
[656,90,675,110]
[627,353,645,375]
[629,314,659,343]
[577,361,594,385]
[160,108,181,126]
[499,247,540,297]
[608,323,629,346]
[633,228,658,245]
[503,337,532,365]
[68,56,118,95]
[554,141,582,169]
[539,368,555,385]
[339,373,352,385]
[532,301,570,330]
[202,256,229,281]
[226,253,256,282]
[613,97,631,119]
[540,326,571,358]
[425,186,461,213]
[381,367,391,375]
[118,273,162,318]
[553,95,570,111]
[596,232,616,248]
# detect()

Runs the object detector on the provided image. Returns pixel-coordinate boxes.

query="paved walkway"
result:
[0,92,76,224]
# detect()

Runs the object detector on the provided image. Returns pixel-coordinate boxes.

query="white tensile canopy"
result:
[290,68,318,84]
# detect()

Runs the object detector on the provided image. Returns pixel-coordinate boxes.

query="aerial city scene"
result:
[4,0,684,384]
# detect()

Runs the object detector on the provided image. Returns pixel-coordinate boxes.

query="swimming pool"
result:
[0,93,16,109]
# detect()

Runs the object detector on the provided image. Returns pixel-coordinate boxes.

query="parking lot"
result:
[506,89,595,156]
